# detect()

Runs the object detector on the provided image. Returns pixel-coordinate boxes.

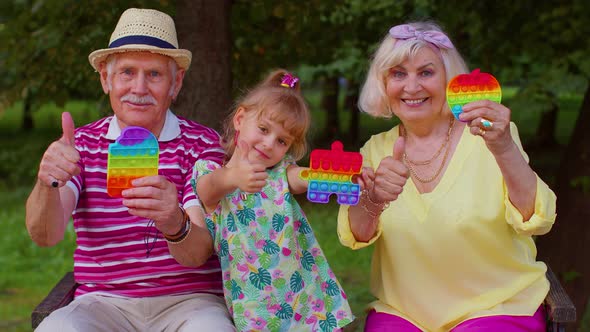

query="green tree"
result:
[0,0,234,132]
[230,0,414,146]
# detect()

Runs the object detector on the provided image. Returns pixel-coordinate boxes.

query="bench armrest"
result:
[31,272,77,329]
[545,266,576,324]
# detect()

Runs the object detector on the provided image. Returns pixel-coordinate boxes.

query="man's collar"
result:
[106,110,181,142]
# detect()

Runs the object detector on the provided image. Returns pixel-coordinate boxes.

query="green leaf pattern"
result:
[226,213,237,232]
[272,213,286,232]
[290,271,305,293]
[237,207,256,226]
[276,303,294,319]
[218,239,229,257]
[301,250,315,271]
[319,312,338,332]
[325,279,341,297]
[230,279,242,300]
[193,158,353,331]
[263,239,281,254]
[249,267,272,290]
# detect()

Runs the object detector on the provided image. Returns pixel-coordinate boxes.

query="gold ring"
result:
[479,128,486,136]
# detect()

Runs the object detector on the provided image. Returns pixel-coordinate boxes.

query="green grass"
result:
[0,100,102,133]
[0,90,583,331]
[0,188,76,331]
[0,102,89,331]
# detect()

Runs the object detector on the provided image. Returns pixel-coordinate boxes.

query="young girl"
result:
[192,69,353,331]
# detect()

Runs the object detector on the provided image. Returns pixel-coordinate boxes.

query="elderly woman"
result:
[338,22,556,332]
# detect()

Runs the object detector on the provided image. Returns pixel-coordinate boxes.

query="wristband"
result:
[164,218,191,244]
[164,206,191,244]
[164,206,188,238]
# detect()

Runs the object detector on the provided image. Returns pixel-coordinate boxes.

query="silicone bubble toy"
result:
[447,69,502,121]
[299,141,362,205]
[107,126,159,197]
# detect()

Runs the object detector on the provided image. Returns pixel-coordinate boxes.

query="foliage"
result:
[0,0,174,121]
[231,0,413,86]
[435,0,589,114]
[570,176,590,194]
[0,187,76,331]
[3,0,587,129]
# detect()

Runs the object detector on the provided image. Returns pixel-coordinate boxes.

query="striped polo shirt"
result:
[66,110,225,298]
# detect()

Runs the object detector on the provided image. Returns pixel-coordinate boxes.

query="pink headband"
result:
[389,24,454,50]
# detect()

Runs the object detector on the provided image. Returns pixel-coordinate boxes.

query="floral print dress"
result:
[193,158,353,332]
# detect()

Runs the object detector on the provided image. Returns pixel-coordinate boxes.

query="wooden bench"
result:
[545,266,577,332]
[31,272,76,329]
[32,267,576,330]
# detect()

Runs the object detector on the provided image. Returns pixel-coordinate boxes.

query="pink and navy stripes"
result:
[69,115,224,298]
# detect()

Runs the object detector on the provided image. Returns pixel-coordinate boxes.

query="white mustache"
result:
[120,94,157,105]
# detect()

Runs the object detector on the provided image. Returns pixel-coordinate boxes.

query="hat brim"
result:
[88,45,192,71]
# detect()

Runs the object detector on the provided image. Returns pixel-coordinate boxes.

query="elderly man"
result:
[26,8,235,331]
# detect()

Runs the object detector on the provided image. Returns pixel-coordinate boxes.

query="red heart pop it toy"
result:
[447,69,502,121]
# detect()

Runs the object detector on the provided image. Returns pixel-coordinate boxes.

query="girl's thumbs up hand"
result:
[226,140,268,193]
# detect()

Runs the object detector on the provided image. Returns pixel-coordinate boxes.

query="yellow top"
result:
[337,123,556,331]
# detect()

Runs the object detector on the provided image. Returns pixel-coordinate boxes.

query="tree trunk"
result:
[529,90,559,149]
[22,88,34,131]
[536,82,590,329]
[345,80,360,147]
[174,0,232,132]
[320,76,340,143]
[535,108,559,147]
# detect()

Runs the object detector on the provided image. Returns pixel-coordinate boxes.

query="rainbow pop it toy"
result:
[107,126,159,197]
[299,141,362,205]
[447,69,502,121]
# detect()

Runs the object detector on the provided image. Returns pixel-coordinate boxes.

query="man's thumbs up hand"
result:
[38,112,81,188]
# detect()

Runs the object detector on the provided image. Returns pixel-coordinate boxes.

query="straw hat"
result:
[88,8,192,71]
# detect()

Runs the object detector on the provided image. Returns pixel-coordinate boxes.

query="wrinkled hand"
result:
[370,137,409,204]
[460,100,513,155]
[38,112,81,188]
[225,140,268,193]
[355,166,376,193]
[121,175,182,235]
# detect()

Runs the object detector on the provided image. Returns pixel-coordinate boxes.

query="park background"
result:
[0,0,588,331]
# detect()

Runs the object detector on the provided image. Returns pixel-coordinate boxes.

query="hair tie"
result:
[280,73,299,88]
[389,24,454,50]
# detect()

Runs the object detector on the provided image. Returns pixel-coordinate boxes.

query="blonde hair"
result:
[221,69,311,161]
[359,21,469,118]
